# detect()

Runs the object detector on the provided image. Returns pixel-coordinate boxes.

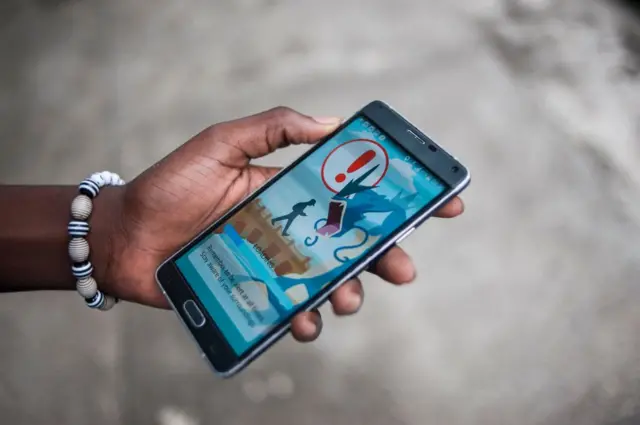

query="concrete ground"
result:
[1,0,640,424]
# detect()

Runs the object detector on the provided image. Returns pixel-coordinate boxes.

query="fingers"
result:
[291,310,323,342]
[329,278,364,315]
[216,107,342,160]
[370,246,416,285]
[290,278,364,343]
[434,197,464,218]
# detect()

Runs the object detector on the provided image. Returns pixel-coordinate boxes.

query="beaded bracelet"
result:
[68,171,125,311]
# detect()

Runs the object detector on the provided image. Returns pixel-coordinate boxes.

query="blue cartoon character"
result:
[305,165,418,263]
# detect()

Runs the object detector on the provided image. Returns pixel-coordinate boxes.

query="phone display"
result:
[174,116,448,355]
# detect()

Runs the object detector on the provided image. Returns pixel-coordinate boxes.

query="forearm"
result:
[0,185,119,292]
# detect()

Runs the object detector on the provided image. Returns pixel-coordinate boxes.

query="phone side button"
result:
[183,300,206,328]
[395,227,415,245]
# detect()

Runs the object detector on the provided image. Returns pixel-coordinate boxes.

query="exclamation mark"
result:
[335,150,376,183]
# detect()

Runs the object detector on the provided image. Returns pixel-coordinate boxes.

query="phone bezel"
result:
[155,100,471,377]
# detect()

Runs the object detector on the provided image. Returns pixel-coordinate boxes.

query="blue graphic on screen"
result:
[176,117,446,355]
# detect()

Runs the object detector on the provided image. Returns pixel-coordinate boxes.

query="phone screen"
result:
[175,116,447,355]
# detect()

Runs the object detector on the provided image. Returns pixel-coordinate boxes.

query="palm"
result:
[107,110,323,308]
[114,143,278,308]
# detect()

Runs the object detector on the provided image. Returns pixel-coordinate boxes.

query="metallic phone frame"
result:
[155,100,471,378]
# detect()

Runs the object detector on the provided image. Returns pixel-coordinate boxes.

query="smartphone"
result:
[155,101,470,378]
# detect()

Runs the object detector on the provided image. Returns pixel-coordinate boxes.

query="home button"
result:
[183,300,206,328]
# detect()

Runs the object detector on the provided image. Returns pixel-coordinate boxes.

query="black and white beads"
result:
[68,221,90,237]
[86,291,105,309]
[78,179,100,198]
[85,291,117,311]
[71,261,94,279]
[69,171,125,312]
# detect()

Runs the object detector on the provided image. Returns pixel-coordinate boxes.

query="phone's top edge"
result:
[362,100,470,177]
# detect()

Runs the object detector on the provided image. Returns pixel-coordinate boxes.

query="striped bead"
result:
[68,220,90,237]
[71,195,93,220]
[76,276,98,298]
[78,179,100,198]
[68,238,90,263]
[99,295,118,311]
[86,291,104,309]
[72,261,93,279]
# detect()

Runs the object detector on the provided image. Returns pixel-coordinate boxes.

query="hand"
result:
[103,107,465,342]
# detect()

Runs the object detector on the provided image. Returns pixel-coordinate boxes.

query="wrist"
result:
[87,185,126,297]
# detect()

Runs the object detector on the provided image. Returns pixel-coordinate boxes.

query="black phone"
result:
[155,101,471,377]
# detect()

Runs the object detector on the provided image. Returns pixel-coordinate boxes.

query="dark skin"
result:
[0,107,464,342]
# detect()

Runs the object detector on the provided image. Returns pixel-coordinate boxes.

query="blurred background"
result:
[1,0,640,424]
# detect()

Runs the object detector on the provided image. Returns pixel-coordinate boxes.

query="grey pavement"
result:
[1,1,640,424]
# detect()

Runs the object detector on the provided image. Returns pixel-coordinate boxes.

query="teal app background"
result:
[176,117,446,355]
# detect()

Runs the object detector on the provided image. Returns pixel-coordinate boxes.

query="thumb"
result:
[216,106,342,160]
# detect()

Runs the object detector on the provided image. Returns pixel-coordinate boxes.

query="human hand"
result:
[101,107,464,342]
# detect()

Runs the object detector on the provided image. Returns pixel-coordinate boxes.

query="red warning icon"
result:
[320,139,389,193]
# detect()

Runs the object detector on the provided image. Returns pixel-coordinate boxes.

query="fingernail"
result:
[347,284,363,311]
[311,311,323,336]
[312,116,342,125]
[349,293,362,312]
